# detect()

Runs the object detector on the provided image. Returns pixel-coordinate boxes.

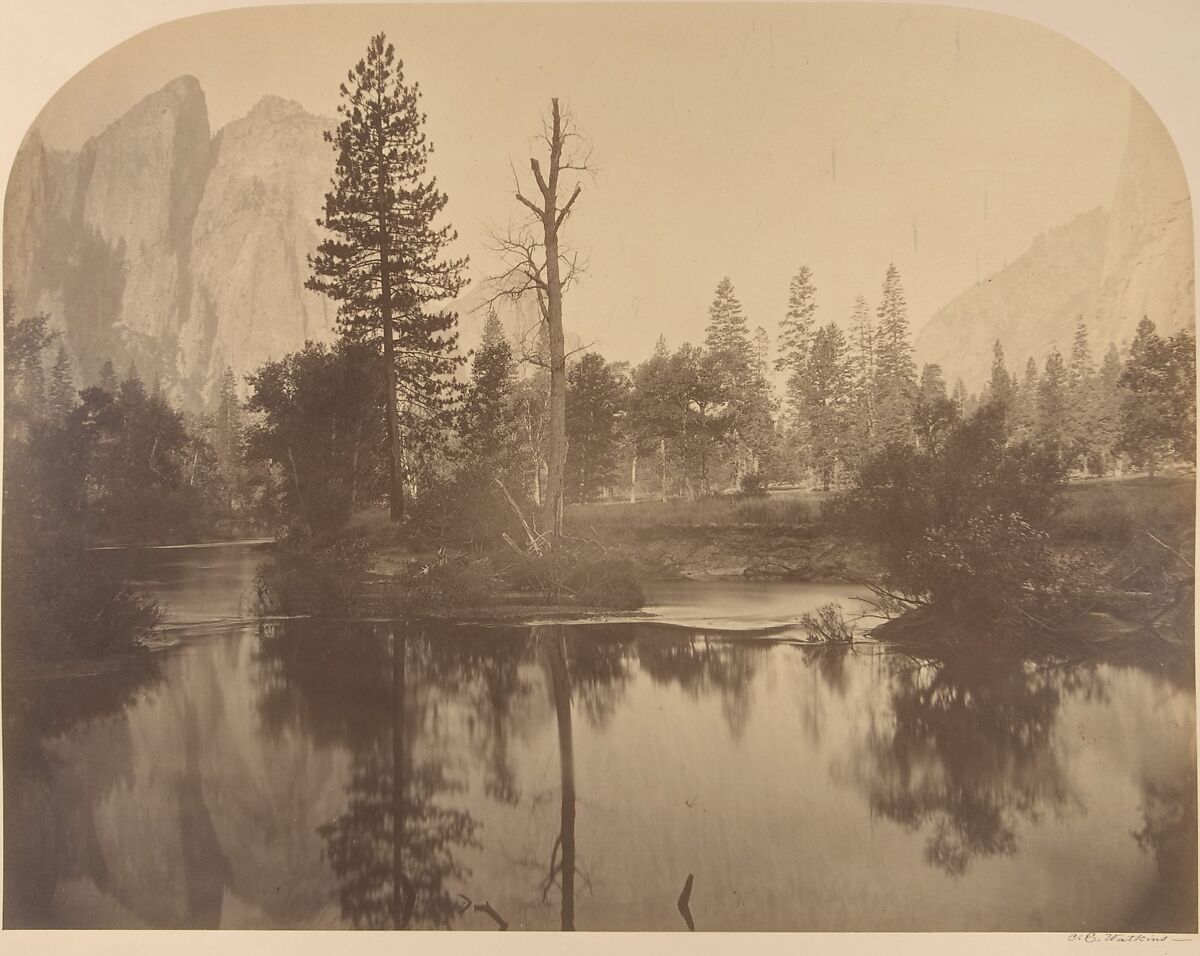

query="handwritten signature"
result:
[1068,934,1193,943]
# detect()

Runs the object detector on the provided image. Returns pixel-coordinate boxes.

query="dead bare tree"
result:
[487,98,590,539]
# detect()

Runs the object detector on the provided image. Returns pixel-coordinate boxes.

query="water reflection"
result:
[635,626,762,737]
[543,628,577,930]
[175,696,233,927]
[796,644,851,743]
[4,546,1196,931]
[3,659,162,926]
[1126,737,1199,930]
[848,654,1099,876]
[258,624,480,929]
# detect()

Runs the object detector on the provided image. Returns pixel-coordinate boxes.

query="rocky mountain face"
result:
[915,92,1195,390]
[7,77,1192,407]
[4,76,336,409]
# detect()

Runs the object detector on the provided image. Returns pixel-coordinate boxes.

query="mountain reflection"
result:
[3,659,162,926]
[849,653,1098,876]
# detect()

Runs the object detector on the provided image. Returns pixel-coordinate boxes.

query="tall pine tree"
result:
[704,278,772,482]
[914,363,958,451]
[307,33,467,523]
[1065,320,1098,473]
[47,344,77,423]
[804,323,854,489]
[704,277,755,392]
[1117,318,1196,474]
[873,264,916,445]
[98,359,119,395]
[565,352,629,501]
[987,340,1013,414]
[213,366,244,514]
[461,309,519,463]
[1037,348,1069,449]
[777,265,817,425]
[846,295,877,467]
[1093,342,1124,474]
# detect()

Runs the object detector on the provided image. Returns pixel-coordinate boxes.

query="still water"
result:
[4,543,1196,931]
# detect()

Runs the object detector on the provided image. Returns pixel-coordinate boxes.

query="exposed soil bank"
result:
[586,524,881,582]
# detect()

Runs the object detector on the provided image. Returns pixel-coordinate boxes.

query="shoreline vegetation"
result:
[1,473,1192,685]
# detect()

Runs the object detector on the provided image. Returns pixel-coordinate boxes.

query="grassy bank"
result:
[334,474,1193,626]
[565,489,831,532]
[1053,475,1194,545]
[565,475,1193,538]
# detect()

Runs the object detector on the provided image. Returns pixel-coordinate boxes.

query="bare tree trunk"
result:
[509,98,583,541]
[630,455,637,504]
[538,104,570,539]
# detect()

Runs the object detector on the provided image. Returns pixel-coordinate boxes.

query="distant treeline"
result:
[4,260,1194,550]
[3,293,250,544]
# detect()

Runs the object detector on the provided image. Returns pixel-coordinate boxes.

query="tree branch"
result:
[555,184,582,229]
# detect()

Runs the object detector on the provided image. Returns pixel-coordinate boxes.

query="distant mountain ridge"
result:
[6,79,1194,407]
[914,92,1194,390]
[4,76,337,409]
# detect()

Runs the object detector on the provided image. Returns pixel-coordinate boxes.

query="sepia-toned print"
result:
[2,3,1194,933]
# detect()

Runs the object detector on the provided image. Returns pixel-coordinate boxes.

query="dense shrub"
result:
[389,558,504,615]
[2,530,162,664]
[736,471,770,498]
[255,532,372,617]
[501,542,645,610]
[407,466,530,549]
[841,402,1067,621]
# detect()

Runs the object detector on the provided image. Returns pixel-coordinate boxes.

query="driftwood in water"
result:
[456,894,509,930]
[677,873,695,931]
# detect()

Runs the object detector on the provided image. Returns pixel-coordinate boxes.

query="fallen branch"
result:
[1012,603,1056,633]
[501,531,527,557]
[1143,530,1193,570]
[494,477,543,554]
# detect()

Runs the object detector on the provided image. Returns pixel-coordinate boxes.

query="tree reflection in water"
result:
[797,644,852,743]
[1128,753,1198,930]
[524,625,634,930]
[851,653,1100,876]
[255,622,480,929]
[634,625,762,737]
[542,627,577,930]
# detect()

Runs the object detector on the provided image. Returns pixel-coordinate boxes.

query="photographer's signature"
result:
[1068,934,1194,943]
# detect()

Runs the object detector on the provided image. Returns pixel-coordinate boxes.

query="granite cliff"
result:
[915,92,1194,390]
[3,76,336,409]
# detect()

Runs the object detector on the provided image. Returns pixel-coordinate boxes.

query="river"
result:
[3,542,1196,931]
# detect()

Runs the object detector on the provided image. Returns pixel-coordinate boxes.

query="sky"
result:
[25,3,1136,365]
